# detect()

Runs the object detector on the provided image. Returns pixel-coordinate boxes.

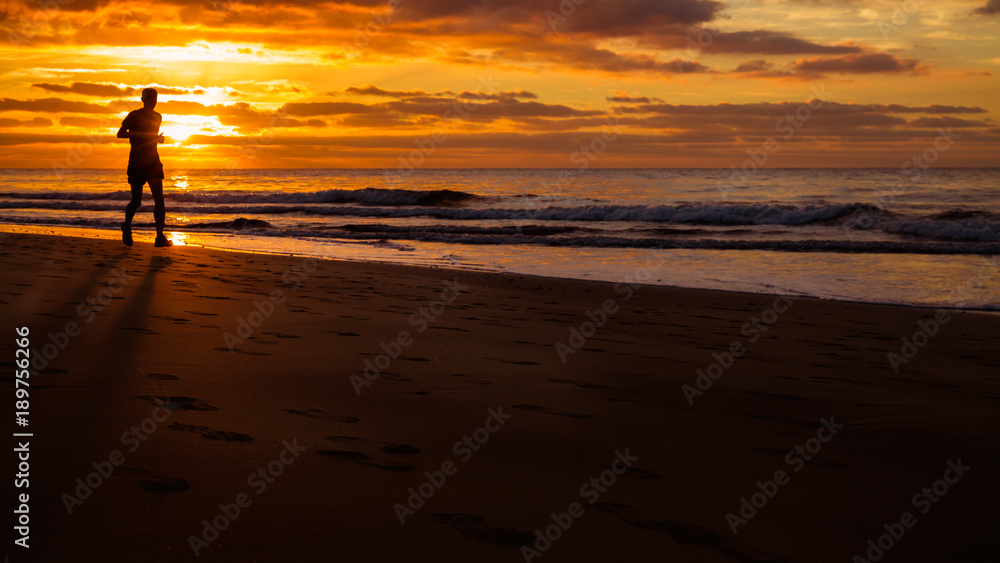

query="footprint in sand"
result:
[214,347,270,356]
[591,503,785,562]
[134,395,218,411]
[549,378,612,390]
[512,404,594,419]
[262,331,302,339]
[347,371,415,383]
[324,435,421,455]
[146,373,179,381]
[316,449,415,472]
[282,408,360,423]
[431,513,534,548]
[168,423,254,442]
[485,357,539,366]
[151,315,190,323]
[122,327,160,335]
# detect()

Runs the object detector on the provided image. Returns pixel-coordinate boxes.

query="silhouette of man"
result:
[117,87,171,247]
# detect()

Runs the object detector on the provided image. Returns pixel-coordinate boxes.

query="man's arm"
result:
[116,113,163,141]
[116,113,133,139]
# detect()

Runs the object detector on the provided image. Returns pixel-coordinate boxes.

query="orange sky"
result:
[1,0,998,168]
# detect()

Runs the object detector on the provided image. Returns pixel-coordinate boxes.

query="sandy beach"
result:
[2,231,998,562]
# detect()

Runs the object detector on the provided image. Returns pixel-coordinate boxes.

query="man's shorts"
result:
[127,161,164,186]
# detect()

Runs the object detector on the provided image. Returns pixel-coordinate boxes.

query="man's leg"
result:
[122,181,143,246]
[149,177,165,238]
[124,181,143,226]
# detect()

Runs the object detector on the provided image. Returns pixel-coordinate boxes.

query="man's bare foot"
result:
[154,234,173,248]
[121,222,133,247]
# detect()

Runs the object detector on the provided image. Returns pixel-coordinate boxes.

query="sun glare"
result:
[168,125,202,143]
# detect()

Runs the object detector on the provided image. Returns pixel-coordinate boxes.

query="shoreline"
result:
[2,223,998,313]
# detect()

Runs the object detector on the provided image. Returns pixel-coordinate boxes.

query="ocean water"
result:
[1,168,998,309]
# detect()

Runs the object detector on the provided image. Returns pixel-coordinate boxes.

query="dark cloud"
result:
[707,30,860,54]
[973,0,1000,15]
[457,89,538,100]
[656,29,861,55]
[32,82,205,97]
[544,0,723,33]
[615,100,987,118]
[791,53,923,74]
[607,95,664,103]
[732,60,772,73]
[907,116,990,128]
[0,117,51,127]
[344,85,432,98]
[491,42,717,74]
[383,98,601,119]
[0,97,110,114]
[279,101,383,116]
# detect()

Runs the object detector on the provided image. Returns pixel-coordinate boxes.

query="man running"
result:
[117,87,171,247]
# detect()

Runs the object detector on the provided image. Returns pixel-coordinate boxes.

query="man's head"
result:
[141,88,157,110]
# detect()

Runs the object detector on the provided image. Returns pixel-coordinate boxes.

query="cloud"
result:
[907,116,990,128]
[791,53,924,74]
[59,117,106,127]
[32,82,206,97]
[458,89,538,100]
[386,98,601,119]
[727,59,804,79]
[0,97,111,114]
[344,85,432,98]
[0,117,51,127]
[614,100,987,118]
[607,94,664,104]
[973,0,1000,15]
[490,42,717,74]
[658,29,861,55]
[279,101,383,116]
[543,0,724,33]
